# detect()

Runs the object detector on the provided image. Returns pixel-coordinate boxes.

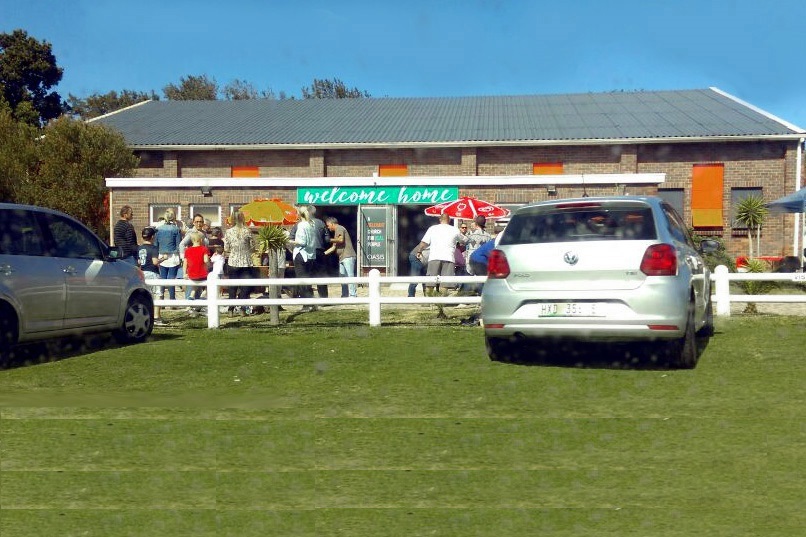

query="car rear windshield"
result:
[499,205,657,245]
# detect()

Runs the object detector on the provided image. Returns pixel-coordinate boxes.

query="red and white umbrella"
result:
[424,196,510,219]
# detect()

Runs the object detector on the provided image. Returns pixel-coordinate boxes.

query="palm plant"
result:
[734,195,768,258]
[257,225,289,325]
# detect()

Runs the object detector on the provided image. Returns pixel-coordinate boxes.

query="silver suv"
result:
[481,196,719,368]
[0,203,153,363]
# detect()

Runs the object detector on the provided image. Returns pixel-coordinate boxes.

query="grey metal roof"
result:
[93,88,805,148]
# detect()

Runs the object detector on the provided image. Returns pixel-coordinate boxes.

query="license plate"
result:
[538,302,600,317]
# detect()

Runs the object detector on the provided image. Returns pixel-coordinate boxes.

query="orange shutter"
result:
[691,164,724,227]
[378,164,408,177]
[533,162,563,175]
[232,166,259,178]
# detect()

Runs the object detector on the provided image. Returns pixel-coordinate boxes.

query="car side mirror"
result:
[699,239,720,254]
[107,246,123,260]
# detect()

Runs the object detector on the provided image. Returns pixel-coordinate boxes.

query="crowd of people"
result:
[117,203,358,326]
[116,202,495,327]
[410,214,494,296]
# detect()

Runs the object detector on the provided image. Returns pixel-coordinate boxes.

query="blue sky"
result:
[3,0,806,128]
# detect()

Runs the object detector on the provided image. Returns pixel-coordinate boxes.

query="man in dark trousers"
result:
[307,205,331,298]
[461,239,496,326]
[113,205,138,265]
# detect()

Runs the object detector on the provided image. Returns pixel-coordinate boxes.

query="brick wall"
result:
[118,139,805,258]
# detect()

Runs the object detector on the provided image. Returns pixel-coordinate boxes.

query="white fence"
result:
[149,271,487,328]
[147,266,806,328]
[711,265,806,316]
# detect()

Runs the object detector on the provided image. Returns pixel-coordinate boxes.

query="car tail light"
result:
[640,244,677,276]
[487,249,510,278]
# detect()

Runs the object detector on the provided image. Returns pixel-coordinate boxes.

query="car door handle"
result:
[62,266,78,275]
[0,263,13,275]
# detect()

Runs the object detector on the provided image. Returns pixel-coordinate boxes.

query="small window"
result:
[691,164,724,228]
[657,189,684,220]
[378,164,408,177]
[731,187,763,229]
[150,204,182,226]
[232,166,259,177]
[533,162,563,175]
[190,204,221,227]
[136,151,164,169]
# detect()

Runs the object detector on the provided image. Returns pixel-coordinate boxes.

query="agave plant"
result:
[256,225,289,325]
[739,258,777,314]
[734,195,768,258]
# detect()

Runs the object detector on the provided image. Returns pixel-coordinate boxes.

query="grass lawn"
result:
[1,309,804,536]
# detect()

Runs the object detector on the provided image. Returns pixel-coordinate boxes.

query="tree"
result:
[163,74,218,100]
[0,103,38,202]
[223,79,258,100]
[67,89,159,120]
[15,117,137,236]
[734,195,768,258]
[0,29,66,125]
[301,78,370,99]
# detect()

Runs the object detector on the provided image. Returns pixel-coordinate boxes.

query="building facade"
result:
[99,88,806,275]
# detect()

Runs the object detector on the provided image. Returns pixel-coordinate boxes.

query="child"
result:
[182,231,210,317]
[137,227,165,326]
[210,245,226,277]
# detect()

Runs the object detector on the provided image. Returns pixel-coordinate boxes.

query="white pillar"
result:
[207,274,221,328]
[368,269,381,327]
[713,265,731,317]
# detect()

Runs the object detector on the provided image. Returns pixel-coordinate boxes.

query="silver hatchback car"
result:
[0,203,154,363]
[481,196,719,368]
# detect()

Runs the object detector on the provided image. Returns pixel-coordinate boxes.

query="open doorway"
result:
[396,205,436,276]
[309,205,357,277]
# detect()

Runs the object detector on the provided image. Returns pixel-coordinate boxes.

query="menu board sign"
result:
[359,206,387,267]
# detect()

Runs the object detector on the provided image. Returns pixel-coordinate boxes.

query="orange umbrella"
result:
[239,198,299,226]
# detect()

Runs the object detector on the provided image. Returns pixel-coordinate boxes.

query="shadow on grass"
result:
[495,336,712,371]
[1,332,183,370]
[178,306,467,329]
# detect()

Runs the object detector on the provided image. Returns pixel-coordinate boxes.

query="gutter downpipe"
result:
[796,138,804,257]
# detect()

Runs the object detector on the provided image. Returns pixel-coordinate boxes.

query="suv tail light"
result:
[640,243,677,276]
[487,249,510,278]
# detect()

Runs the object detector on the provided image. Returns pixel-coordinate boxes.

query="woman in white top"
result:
[288,206,317,308]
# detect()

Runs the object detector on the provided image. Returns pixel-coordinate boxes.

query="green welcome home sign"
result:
[298,186,458,205]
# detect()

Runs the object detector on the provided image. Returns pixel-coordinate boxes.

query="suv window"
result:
[0,208,47,256]
[42,213,104,259]
[500,206,657,245]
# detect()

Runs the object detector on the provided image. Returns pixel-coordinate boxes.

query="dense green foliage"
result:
[302,77,371,99]
[67,89,159,119]
[163,74,219,100]
[0,29,66,125]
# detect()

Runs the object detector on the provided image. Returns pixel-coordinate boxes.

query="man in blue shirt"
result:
[461,239,496,326]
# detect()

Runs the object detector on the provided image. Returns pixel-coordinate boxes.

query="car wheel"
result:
[697,294,715,338]
[113,295,153,344]
[0,302,19,366]
[668,301,697,369]
[485,336,512,362]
